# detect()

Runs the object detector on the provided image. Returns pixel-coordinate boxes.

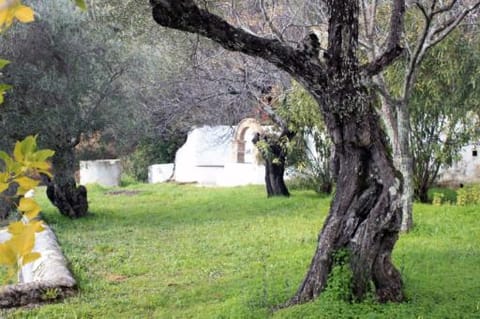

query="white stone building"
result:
[171,118,266,186]
[154,118,480,187]
[437,143,480,186]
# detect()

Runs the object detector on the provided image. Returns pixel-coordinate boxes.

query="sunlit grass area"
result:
[3,184,479,318]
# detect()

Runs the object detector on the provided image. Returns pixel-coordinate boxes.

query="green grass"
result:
[3,184,480,318]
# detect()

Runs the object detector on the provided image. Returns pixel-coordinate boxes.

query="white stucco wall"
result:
[79,159,122,187]
[148,164,174,184]
[218,163,265,186]
[174,126,234,183]
[437,144,480,185]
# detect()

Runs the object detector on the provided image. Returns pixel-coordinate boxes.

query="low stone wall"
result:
[0,224,76,308]
[80,159,121,187]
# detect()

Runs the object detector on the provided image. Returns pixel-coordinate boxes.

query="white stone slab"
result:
[80,159,122,187]
[0,224,76,308]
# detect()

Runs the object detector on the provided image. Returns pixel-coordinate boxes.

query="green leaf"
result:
[74,0,87,11]
[0,59,10,69]
[33,149,55,162]
[0,151,13,166]
[0,84,12,91]
[0,244,17,266]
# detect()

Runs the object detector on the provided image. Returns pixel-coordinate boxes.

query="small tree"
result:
[408,31,480,201]
[0,0,142,217]
[253,82,334,197]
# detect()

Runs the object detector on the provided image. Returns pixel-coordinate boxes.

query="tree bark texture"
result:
[151,0,405,304]
[46,147,88,218]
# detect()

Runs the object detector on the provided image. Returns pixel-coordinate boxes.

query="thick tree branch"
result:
[363,45,404,76]
[150,0,327,87]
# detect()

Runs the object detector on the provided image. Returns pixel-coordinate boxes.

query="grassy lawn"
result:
[3,183,480,318]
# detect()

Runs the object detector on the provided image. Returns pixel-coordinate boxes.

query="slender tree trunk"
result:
[417,184,429,203]
[380,98,413,232]
[395,102,413,231]
[46,147,88,218]
[319,181,333,195]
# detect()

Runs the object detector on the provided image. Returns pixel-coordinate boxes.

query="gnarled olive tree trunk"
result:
[290,95,403,303]
[46,146,88,218]
[252,131,293,197]
[150,0,405,304]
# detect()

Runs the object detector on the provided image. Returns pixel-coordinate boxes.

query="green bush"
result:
[427,187,457,205]
[286,175,333,195]
[122,137,184,182]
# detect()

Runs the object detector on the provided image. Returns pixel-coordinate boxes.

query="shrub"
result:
[122,137,184,182]
[427,187,457,205]
[456,184,480,206]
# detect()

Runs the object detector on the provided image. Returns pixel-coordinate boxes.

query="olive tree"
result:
[150,0,408,304]
[0,0,143,217]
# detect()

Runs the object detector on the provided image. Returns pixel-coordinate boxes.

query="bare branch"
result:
[259,0,285,42]
[429,1,480,47]
[403,2,434,96]
[404,0,480,96]
[432,0,458,15]
[415,2,430,21]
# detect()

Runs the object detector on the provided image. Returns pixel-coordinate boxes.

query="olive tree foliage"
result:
[0,0,148,217]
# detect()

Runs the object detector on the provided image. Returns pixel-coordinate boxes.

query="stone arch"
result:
[233,118,263,164]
